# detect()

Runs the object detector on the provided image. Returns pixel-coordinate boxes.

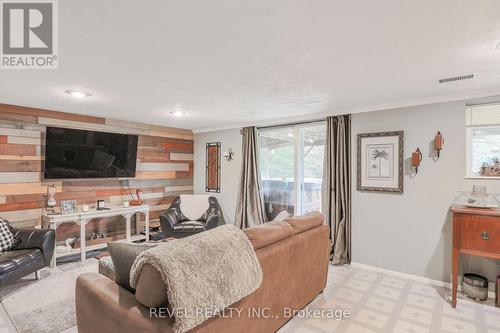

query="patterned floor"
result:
[1,263,500,332]
[279,265,500,333]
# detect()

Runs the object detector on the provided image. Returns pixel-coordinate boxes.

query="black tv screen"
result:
[44,127,138,179]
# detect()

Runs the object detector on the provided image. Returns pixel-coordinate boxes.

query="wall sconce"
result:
[412,148,423,174]
[434,131,444,158]
[223,148,235,161]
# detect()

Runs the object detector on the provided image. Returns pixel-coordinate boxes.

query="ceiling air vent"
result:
[438,74,474,84]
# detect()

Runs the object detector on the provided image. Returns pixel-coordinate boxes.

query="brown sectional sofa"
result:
[76,212,330,333]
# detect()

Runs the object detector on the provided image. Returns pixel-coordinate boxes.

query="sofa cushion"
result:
[244,220,295,250]
[134,264,168,308]
[283,212,324,234]
[0,249,43,275]
[273,210,291,221]
[107,241,158,292]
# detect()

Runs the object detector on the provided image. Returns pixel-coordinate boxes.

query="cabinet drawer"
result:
[459,216,500,254]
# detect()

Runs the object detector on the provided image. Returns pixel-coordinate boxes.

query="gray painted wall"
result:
[193,100,500,284]
[351,101,500,284]
[194,128,242,224]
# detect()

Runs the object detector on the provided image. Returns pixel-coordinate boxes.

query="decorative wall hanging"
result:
[206,142,221,193]
[412,148,423,174]
[434,131,444,158]
[357,131,404,193]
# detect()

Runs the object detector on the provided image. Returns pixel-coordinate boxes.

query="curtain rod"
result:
[256,118,326,130]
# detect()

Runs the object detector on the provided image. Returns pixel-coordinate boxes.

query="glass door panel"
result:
[259,127,296,220]
[301,124,326,214]
[259,122,325,219]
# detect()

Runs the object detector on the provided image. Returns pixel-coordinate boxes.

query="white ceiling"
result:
[1,0,500,132]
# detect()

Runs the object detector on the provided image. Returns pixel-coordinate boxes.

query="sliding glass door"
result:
[259,122,326,220]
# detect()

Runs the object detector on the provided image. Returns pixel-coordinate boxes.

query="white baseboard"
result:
[350,261,496,300]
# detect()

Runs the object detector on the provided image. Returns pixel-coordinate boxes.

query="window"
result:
[259,122,326,220]
[466,104,500,178]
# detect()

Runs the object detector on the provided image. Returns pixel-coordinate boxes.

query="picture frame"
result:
[60,199,77,215]
[206,142,221,193]
[357,131,404,193]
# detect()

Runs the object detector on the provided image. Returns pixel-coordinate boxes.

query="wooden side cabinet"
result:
[451,207,500,308]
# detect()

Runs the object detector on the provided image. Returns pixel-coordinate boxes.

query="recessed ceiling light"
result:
[496,42,500,50]
[287,133,294,138]
[65,90,92,98]
[169,104,187,117]
[170,110,186,116]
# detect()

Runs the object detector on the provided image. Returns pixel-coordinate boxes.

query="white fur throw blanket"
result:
[130,225,263,333]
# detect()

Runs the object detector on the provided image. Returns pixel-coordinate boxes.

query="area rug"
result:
[0,259,98,333]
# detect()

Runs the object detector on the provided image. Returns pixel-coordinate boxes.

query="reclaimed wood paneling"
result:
[0,182,62,195]
[0,143,39,156]
[0,160,42,172]
[0,155,43,161]
[0,172,40,183]
[7,136,41,145]
[170,153,194,161]
[0,103,106,124]
[0,103,194,243]
[0,111,38,123]
[0,128,41,138]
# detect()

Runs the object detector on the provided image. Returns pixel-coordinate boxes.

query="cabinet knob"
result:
[480,231,489,240]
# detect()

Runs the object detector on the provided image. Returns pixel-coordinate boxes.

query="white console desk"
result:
[42,205,150,268]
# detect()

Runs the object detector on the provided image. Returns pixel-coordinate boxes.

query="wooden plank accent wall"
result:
[0,103,193,243]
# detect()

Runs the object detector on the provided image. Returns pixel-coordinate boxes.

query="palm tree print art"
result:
[371,149,389,176]
[371,149,389,161]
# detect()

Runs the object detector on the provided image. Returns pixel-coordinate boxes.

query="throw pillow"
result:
[273,210,291,221]
[0,217,17,251]
[107,241,158,292]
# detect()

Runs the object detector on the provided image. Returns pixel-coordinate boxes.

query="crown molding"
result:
[193,88,500,133]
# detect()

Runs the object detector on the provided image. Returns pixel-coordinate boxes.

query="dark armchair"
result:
[160,196,225,238]
[0,228,55,287]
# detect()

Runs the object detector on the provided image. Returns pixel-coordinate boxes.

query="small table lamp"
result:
[46,184,57,214]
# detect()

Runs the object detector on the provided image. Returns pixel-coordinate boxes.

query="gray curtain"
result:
[234,127,266,229]
[322,115,351,265]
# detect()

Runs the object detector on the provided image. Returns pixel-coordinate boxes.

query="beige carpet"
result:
[0,259,97,333]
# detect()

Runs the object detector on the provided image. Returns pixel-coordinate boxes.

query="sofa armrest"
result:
[76,273,175,333]
[11,228,55,265]
[159,211,180,231]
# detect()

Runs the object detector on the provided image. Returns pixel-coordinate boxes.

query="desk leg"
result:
[125,214,132,241]
[452,247,458,308]
[80,219,87,262]
[145,211,150,241]
[452,217,459,308]
[49,223,57,269]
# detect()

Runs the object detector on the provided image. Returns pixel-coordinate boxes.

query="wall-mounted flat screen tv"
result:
[44,127,138,179]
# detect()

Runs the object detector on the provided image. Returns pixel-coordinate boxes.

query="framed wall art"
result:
[206,142,221,193]
[357,131,404,193]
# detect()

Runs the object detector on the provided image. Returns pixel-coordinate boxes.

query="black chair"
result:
[160,196,225,238]
[0,228,55,287]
